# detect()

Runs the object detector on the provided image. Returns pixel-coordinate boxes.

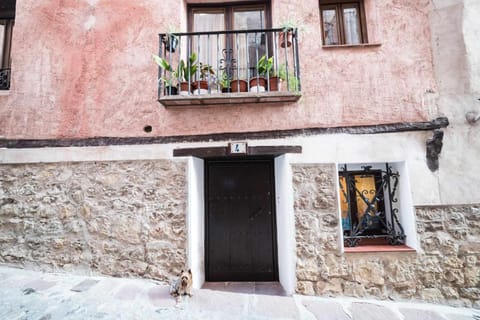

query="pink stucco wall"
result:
[0,0,435,139]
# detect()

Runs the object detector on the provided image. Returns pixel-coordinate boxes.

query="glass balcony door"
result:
[189,3,269,81]
[190,9,226,83]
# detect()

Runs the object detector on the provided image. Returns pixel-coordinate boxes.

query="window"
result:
[338,163,406,247]
[320,0,367,45]
[188,2,270,79]
[0,0,15,90]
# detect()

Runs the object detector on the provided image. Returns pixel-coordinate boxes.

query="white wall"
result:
[274,155,296,295]
[391,161,418,250]
[187,157,205,289]
[464,0,480,94]
[2,129,469,206]
[286,132,441,206]
[430,0,480,205]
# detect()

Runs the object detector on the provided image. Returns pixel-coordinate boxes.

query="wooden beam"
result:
[0,117,449,149]
[173,145,302,158]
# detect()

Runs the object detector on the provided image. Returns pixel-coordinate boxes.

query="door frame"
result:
[204,156,279,282]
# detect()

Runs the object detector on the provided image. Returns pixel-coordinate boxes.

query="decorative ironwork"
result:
[339,163,406,247]
[220,48,236,80]
[0,68,11,90]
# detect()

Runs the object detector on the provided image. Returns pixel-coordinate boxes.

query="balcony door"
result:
[188,3,270,80]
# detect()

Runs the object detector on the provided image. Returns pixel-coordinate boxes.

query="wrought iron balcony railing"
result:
[0,68,11,90]
[156,28,301,105]
[339,163,406,247]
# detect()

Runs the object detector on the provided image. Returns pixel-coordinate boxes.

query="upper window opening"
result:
[0,0,16,90]
[320,0,367,45]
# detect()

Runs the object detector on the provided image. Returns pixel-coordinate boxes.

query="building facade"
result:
[0,0,479,307]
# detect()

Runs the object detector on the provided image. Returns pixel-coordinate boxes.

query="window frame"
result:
[1,19,14,68]
[187,1,272,33]
[319,0,368,45]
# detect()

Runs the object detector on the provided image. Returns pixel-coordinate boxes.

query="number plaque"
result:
[229,142,247,154]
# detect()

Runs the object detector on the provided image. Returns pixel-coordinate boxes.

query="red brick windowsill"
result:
[344,245,416,253]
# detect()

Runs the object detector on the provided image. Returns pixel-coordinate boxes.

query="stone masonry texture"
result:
[0,160,188,282]
[292,164,480,308]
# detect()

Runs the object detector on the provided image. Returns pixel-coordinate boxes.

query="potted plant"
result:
[278,17,297,48]
[278,63,300,92]
[152,54,179,95]
[219,71,232,93]
[230,78,248,92]
[192,62,215,94]
[162,78,178,95]
[250,55,284,92]
[250,55,272,92]
[178,52,199,95]
[267,71,281,92]
[278,16,306,48]
[163,25,179,53]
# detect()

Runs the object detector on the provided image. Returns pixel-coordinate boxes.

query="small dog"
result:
[170,269,193,298]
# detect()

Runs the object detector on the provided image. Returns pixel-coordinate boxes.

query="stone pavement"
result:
[0,266,478,320]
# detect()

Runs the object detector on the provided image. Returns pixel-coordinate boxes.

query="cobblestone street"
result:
[0,266,477,320]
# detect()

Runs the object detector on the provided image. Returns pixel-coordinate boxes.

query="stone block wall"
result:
[292,164,480,308]
[0,160,188,282]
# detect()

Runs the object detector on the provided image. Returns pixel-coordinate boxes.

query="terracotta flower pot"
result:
[230,79,248,92]
[279,31,292,48]
[191,80,209,90]
[192,80,210,95]
[178,81,191,95]
[266,76,280,91]
[249,77,267,92]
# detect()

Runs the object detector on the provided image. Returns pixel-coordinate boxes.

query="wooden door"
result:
[206,158,278,281]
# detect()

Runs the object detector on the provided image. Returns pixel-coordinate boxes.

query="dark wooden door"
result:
[206,159,278,281]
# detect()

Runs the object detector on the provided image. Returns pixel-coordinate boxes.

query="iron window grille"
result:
[339,163,406,247]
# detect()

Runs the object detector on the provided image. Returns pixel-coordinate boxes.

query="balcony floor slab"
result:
[158,92,301,107]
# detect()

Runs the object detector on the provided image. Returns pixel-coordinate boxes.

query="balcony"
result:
[155,28,301,107]
[0,68,11,90]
